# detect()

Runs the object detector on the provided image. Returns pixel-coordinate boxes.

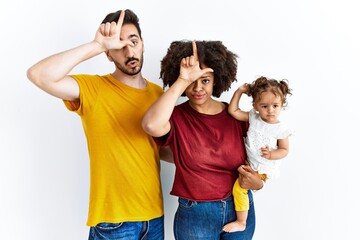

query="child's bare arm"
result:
[228,84,250,121]
[261,138,289,160]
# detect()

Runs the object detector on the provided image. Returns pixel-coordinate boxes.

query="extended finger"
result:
[192,41,198,61]
[116,10,125,32]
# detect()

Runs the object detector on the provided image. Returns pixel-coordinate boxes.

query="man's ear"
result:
[105,51,113,62]
[142,38,145,53]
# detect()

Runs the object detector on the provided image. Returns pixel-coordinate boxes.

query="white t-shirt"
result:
[245,108,293,179]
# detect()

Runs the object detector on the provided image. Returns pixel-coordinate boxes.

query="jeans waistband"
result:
[179,194,233,204]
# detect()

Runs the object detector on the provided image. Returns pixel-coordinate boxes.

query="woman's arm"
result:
[142,41,213,137]
[159,146,174,163]
[141,78,191,137]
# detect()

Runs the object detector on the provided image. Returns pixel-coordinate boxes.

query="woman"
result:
[142,40,263,240]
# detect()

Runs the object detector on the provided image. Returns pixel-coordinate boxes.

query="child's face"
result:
[253,91,283,124]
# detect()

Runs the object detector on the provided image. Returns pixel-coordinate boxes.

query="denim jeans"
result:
[174,191,255,240]
[88,215,164,240]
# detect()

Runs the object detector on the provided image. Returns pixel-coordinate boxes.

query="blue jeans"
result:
[174,192,255,240]
[88,215,164,240]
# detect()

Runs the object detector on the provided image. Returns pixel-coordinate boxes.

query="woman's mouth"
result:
[192,94,204,100]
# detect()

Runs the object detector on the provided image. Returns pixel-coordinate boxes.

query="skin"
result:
[141,41,215,137]
[254,90,289,160]
[185,69,226,115]
[26,10,146,101]
[143,42,263,233]
[27,10,173,162]
[229,84,289,160]
[142,41,263,189]
[224,83,290,232]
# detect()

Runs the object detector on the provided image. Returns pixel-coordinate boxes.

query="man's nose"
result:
[124,44,134,58]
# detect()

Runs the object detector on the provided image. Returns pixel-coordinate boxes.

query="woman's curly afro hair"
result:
[160,40,238,98]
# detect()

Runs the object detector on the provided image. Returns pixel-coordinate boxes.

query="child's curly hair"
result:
[246,76,292,107]
[160,40,238,97]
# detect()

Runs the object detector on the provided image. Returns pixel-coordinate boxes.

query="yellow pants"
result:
[233,173,267,211]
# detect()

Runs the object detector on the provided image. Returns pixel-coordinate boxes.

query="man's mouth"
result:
[126,58,139,67]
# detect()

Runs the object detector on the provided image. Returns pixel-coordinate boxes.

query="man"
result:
[27,9,169,239]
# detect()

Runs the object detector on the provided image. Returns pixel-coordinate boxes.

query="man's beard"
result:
[114,55,144,76]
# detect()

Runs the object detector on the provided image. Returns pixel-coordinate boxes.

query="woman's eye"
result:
[202,79,210,84]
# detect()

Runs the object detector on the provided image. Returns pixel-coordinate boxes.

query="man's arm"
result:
[26,10,129,101]
[26,42,104,100]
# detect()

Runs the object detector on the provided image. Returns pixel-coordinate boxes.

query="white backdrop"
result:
[1,0,359,239]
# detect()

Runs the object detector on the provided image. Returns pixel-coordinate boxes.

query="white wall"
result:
[1,0,359,239]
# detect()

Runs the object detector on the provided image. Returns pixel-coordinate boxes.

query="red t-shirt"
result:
[156,101,248,201]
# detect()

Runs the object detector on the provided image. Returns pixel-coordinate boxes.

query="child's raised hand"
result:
[238,83,249,93]
[261,146,271,159]
[178,41,213,84]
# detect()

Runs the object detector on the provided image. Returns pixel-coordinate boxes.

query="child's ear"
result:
[252,103,259,113]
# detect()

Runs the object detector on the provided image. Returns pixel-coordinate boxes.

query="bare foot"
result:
[223,221,246,232]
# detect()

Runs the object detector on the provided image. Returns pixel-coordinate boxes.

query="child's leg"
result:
[223,179,249,232]
[223,209,248,232]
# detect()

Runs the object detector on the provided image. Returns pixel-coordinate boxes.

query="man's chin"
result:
[128,68,141,76]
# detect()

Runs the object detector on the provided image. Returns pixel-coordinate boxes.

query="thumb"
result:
[201,67,214,75]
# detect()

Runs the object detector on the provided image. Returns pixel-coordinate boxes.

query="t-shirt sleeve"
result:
[278,125,295,139]
[240,120,249,137]
[153,132,170,147]
[63,74,100,116]
[153,114,176,147]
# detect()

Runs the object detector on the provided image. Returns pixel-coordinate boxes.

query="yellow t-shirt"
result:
[64,74,164,226]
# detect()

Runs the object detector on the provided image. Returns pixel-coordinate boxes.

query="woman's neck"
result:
[189,99,225,115]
